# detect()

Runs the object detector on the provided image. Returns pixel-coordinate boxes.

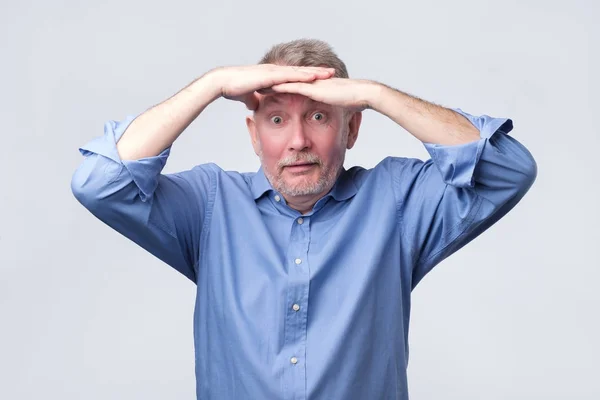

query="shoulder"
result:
[346,156,428,187]
[185,163,260,194]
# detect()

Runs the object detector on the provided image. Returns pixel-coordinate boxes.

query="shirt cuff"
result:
[422,108,513,188]
[78,116,171,202]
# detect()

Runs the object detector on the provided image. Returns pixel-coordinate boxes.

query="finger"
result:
[269,82,312,96]
[256,87,275,95]
[311,69,335,79]
[290,66,335,78]
[279,69,331,83]
[261,68,333,92]
[263,64,334,74]
[271,65,335,78]
[279,65,334,73]
[296,67,335,74]
[265,72,317,88]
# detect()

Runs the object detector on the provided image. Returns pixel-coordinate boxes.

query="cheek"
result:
[315,133,346,159]
[257,134,286,160]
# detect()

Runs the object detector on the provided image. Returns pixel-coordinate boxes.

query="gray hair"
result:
[258,38,349,78]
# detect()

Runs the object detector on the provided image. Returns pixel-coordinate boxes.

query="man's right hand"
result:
[210,64,336,111]
[114,64,334,161]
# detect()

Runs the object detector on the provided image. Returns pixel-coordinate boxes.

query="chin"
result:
[281,178,328,197]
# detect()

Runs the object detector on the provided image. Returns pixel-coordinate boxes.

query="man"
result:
[71,39,537,399]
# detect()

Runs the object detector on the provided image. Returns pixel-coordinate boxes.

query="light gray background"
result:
[1,0,598,399]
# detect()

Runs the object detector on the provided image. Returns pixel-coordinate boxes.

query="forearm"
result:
[367,83,480,145]
[116,70,223,160]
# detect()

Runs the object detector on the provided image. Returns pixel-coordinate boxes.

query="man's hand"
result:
[211,64,336,111]
[265,78,382,112]
[268,78,480,145]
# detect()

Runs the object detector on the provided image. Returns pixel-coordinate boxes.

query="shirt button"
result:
[295,258,302,265]
[274,195,281,202]
[297,218,304,225]
[292,304,300,311]
[290,356,298,365]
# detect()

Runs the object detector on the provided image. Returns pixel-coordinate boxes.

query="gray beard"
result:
[257,133,348,198]
[261,157,344,197]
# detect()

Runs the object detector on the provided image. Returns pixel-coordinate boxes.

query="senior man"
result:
[71,39,537,399]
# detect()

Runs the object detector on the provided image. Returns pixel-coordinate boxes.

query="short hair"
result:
[258,38,349,78]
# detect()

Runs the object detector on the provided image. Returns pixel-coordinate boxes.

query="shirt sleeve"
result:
[70,116,214,282]
[390,108,538,289]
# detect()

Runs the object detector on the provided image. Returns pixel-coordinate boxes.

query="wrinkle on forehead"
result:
[258,93,326,112]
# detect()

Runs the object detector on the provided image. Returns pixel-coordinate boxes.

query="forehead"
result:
[259,93,329,110]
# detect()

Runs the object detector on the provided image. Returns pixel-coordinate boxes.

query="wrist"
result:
[196,68,226,101]
[362,80,384,110]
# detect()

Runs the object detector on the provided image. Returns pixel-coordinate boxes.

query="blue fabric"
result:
[71,108,537,399]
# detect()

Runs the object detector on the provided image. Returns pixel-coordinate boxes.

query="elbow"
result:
[71,166,99,211]
[70,155,117,212]
[71,155,142,214]
[515,147,538,195]
[479,144,538,208]
[501,148,537,206]
[525,157,538,187]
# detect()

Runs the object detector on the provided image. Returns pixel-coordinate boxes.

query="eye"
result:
[270,116,283,124]
[311,112,326,122]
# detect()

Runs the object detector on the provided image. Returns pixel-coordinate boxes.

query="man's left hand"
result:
[264,78,381,112]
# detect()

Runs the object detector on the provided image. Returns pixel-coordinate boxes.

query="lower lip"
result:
[285,164,316,173]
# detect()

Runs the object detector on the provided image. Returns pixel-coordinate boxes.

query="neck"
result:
[266,166,345,215]
[283,191,328,215]
[282,167,344,214]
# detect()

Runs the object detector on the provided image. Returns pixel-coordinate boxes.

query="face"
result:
[246,93,360,198]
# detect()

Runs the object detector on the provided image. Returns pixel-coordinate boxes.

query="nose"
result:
[288,120,311,151]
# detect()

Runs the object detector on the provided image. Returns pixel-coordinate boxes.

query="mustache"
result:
[278,153,323,169]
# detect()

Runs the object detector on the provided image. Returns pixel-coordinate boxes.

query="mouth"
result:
[284,163,317,173]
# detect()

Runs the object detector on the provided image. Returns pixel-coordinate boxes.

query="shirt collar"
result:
[250,166,273,200]
[250,166,358,202]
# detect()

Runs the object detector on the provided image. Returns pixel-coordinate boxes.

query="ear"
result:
[246,115,260,156]
[345,111,362,150]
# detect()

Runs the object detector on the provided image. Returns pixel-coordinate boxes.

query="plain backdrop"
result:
[1,0,598,399]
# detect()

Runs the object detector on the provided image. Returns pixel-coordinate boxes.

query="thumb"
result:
[244,92,260,111]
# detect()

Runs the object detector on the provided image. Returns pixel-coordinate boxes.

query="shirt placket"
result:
[283,215,311,400]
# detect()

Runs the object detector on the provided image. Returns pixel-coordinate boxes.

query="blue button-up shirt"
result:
[71,108,536,399]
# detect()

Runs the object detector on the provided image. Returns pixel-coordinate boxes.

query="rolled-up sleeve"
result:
[392,109,537,289]
[71,116,213,282]
[78,116,171,202]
